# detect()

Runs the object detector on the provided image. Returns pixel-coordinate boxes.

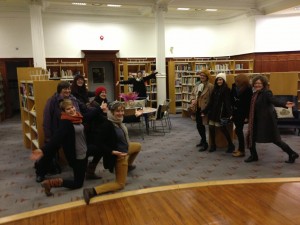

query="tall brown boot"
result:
[86,162,102,179]
[41,178,63,196]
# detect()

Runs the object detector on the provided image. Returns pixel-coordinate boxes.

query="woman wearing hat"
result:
[202,73,235,153]
[190,69,214,151]
[71,75,95,108]
[90,86,109,115]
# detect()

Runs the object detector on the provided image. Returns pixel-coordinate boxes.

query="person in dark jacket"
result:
[116,70,158,99]
[89,86,108,115]
[245,75,299,163]
[202,73,235,153]
[83,101,142,204]
[31,99,102,196]
[71,74,95,107]
[230,74,253,157]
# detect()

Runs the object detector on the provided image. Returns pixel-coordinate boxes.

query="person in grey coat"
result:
[245,75,299,163]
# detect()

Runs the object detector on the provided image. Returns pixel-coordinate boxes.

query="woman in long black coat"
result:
[245,75,299,163]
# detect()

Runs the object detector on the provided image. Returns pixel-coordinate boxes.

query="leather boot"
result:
[226,143,235,153]
[83,188,96,205]
[199,142,208,152]
[208,145,216,152]
[86,162,102,179]
[244,147,258,163]
[196,139,204,147]
[41,178,63,196]
[286,152,299,163]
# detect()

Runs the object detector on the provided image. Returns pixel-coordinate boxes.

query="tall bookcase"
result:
[0,73,5,121]
[168,58,254,115]
[117,59,157,108]
[17,68,60,150]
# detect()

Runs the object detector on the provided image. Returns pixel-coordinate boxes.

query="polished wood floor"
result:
[1,178,300,225]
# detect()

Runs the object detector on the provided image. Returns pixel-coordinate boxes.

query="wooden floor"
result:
[1,178,300,225]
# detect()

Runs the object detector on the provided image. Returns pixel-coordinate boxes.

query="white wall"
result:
[0,13,33,57]
[255,14,300,52]
[0,12,300,58]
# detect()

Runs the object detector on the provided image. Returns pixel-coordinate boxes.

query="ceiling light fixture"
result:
[72,2,87,6]
[294,7,300,10]
[205,9,218,12]
[107,4,122,7]
[177,8,190,11]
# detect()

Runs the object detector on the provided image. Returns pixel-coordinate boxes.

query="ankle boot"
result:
[208,145,216,152]
[226,143,235,153]
[244,147,258,162]
[196,139,204,147]
[41,178,63,196]
[199,142,208,152]
[285,152,299,163]
[86,162,102,179]
[83,188,96,205]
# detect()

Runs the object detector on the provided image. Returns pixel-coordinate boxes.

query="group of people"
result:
[30,69,298,205]
[191,69,299,163]
[31,71,158,204]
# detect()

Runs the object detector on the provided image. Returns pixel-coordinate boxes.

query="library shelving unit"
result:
[168,58,254,114]
[0,73,5,121]
[46,59,85,81]
[17,67,60,150]
[117,58,157,108]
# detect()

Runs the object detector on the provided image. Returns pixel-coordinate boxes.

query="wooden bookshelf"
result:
[17,67,60,150]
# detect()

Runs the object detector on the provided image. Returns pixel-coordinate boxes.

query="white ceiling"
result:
[1,0,300,20]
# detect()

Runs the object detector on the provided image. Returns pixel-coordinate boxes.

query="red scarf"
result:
[246,91,259,148]
[61,112,83,124]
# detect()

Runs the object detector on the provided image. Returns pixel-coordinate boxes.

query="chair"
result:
[148,103,170,135]
[124,108,145,139]
[163,99,172,130]
[275,95,300,135]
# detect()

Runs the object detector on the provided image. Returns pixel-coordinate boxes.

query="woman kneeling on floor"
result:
[83,101,142,205]
[31,99,102,196]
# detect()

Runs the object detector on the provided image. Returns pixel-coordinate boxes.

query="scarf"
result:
[107,111,130,144]
[61,112,83,124]
[246,91,259,148]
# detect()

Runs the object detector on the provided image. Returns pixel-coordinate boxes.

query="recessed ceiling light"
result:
[177,8,190,11]
[205,9,218,12]
[107,4,122,7]
[294,7,300,10]
[72,2,87,6]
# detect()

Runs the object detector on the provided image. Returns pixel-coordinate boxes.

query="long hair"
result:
[235,74,250,93]
[71,75,87,94]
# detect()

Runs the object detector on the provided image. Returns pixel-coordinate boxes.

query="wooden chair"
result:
[124,108,145,139]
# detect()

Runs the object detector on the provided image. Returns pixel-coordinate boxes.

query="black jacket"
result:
[119,72,157,98]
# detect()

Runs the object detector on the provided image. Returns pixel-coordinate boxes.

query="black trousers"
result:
[195,108,207,143]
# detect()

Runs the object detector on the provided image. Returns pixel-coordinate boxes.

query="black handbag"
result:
[220,103,231,126]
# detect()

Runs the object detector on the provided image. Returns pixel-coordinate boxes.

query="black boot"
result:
[199,142,208,152]
[209,145,216,152]
[226,144,235,153]
[83,188,97,205]
[196,140,204,147]
[285,152,299,163]
[273,141,299,163]
[244,147,258,163]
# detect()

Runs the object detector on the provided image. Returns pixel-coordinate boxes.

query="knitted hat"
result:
[199,69,210,79]
[216,73,226,82]
[95,86,107,96]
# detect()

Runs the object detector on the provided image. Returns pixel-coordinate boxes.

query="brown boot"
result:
[83,188,96,205]
[41,178,63,196]
[86,162,102,179]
